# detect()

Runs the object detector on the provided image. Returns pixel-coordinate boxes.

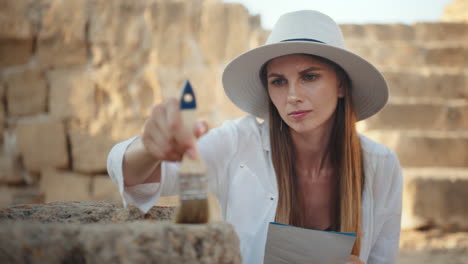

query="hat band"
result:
[280,38,325,44]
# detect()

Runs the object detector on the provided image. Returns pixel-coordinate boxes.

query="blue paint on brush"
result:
[180,80,197,110]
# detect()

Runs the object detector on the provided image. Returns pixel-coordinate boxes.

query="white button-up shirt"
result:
[107,115,403,264]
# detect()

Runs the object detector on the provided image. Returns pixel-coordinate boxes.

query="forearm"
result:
[123,137,162,187]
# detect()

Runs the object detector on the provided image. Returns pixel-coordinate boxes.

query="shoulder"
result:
[359,133,402,185]
[359,133,399,166]
[216,115,262,137]
[359,133,403,202]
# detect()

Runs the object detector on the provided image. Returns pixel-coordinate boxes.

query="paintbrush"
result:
[175,80,210,224]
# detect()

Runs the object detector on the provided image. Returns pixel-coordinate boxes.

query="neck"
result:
[290,118,334,171]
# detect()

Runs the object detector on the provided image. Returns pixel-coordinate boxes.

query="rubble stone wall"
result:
[0,0,268,206]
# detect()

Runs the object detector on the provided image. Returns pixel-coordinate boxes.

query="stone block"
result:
[145,0,193,67]
[69,125,116,174]
[5,68,47,116]
[16,118,69,172]
[365,131,468,167]
[399,230,468,263]
[341,24,414,42]
[383,70,468,100]
[0,153,24,184]
[40,168,92,203]
[0,201,176,223]
[0,186,13,207]
[91,175,120,202]
[0,220,241,264]
[425,46,468,68]
[362,103,468,131]
[37,0,87,67]
[402,168,468,231]
[199,1,228,64]
[346,41,424,67]
[0,0,34,39]
[442,0,468,23]
[0,84,4,137]
[414,22,468,43]
[48,67,96,121]
[363,24,414,41]
[0,39,33,68]
[224,3,250,61]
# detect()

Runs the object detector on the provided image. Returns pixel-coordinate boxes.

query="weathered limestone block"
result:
[145,0,194,67]
[0,153,24,184]
[442,0,468,22]
[402,168,468,231]
[0,39,33,68]
[414,22,468,43]
[0,83,4,137]
[362,103,468,131]
[426,46,468,68]
[40,168,92,203]
[0,186,13,207]
[91,175,120,202]
[16,118,68,172]
[0,201,240,263]
[341,24,414,42]
[37,0,87,67]
[0,0,35,68]
[0,221,241,264]
[48,67,96,121]
[365,131,468,167]
[0,0,34,38]
[383,70,468,99]
[69,125,116,173]
[224,3,250,61]
[0,186,44,207]
[363,24,414,41]
[199,1,228,64]
[399,229,468,263]
[5,69,47,116]
[0,201,176,223]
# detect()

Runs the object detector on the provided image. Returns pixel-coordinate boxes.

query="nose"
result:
[287,83,302,104]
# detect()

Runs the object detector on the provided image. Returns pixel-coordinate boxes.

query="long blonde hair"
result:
[260,55,364,255]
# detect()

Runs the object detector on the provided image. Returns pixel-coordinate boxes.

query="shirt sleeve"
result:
[106,136,163,213]
[367,151,403,264]
[106,119,239,214]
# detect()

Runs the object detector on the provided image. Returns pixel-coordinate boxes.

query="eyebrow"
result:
[267,66,324,78]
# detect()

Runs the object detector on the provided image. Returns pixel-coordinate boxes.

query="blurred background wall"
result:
[0,0,467,262]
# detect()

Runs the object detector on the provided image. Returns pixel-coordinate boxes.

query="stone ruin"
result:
[0,0,468,263]
[0,202,241,263]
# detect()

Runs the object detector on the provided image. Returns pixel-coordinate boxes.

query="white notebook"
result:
[264,222,356,264]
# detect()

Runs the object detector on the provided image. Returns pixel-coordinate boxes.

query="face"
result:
[266,54,344,135]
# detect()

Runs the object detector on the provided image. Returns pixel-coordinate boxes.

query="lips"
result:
[288,110,312,119]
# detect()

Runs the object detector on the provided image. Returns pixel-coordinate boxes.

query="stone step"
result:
[363,130,468,167]
[398,230,468,264]
[360,101,468,131]
[401,168,468,231]
[346,43,468,68]
[341,23,468,43]
[381,70,468,100]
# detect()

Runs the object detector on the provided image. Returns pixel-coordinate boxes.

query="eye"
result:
[270,78,287,86]
[303,74,318,81]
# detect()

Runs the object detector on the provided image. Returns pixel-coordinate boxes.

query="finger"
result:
[194,120,209,138]
[152,103,172,142]
[166,99,193,148]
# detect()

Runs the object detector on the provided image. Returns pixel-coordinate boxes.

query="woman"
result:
[107,10,402,264]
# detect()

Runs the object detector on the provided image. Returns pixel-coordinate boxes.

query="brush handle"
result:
[178,109,207,200]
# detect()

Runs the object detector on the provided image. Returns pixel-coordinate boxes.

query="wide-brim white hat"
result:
[222,10,388,121]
